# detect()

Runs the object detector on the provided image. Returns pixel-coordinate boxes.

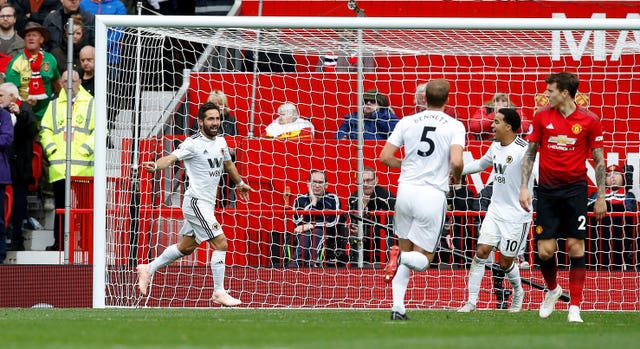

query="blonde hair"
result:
[485,93,517,108]
[207,90,229,113]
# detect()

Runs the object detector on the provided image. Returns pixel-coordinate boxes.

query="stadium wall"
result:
[1,266,637,309]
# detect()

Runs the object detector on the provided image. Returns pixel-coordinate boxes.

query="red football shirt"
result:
[527,105,603,189]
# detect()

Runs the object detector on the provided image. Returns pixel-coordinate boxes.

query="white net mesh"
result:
[98,18,640,309]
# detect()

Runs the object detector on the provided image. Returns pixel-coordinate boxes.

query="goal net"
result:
[93,16,640,309]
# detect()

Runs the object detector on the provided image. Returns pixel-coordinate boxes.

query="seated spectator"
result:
[468,93,525,140]
[0,4,25,58]
[190,90,237,137]
[51,14,89,74]
[12,0,61,32]
[263,102,314,139]
[1,82,37,251]
[242,29,296,73]
[43,0,95,52]
[316,30,375,73]
[336,88,399,140]
[346,166,395,266]
[79,45,94,95]
[80,0,126,67]
[415,82,458,118]
[588,165,637,270]
[5,21,60,121]
[290,170,342,267]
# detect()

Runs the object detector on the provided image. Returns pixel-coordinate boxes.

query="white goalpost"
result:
[93,15,640,309]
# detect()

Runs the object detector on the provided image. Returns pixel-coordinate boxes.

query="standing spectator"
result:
[379,79,465,320]
[290,170,342,268]
[263,102,314,139]
[519,72,607,323]
[0,4,25,58]
[51,14,89,74]
[469,93,530,140]
[1,82,37,251]
[346,166,395,266]
[43,0,95,52]
[588,164,637,270]
[12,0,61,32]
[0,91,12,263]
[79,0,126,67]
[5,21,60,121]
[137,102,253,306]
[336,88,399,140]
[78,45,93,95]
[457,108,532,313]
[80,0,125,148]
[39,70,93,251]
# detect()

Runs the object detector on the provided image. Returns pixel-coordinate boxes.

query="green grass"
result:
[0,308,639,349]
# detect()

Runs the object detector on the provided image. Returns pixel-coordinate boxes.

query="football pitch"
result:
[1,309,639,349]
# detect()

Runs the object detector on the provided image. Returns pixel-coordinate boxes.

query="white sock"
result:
[467,255,488,305]
[391,264,410,313]
[505,262,522,291]
[400,251,429,271]
[211,250,227,293]
[149,244,184,274]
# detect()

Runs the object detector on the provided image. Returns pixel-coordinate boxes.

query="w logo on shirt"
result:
[494,163,507,175]
[207,158,222,168]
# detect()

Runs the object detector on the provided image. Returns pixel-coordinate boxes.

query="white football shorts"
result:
[179,196,224,243]
[477,210,530,258]
[394,183,446,252]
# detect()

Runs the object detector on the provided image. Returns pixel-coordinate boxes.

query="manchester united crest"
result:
[42,62,50,73]
[571,123,583,135]
[536,225,543,235]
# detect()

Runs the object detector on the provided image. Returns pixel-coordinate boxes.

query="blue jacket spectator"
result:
[80,0,126,65]
[336,89,399,140]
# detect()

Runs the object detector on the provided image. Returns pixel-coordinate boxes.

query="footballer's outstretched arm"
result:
[142,154,178,173]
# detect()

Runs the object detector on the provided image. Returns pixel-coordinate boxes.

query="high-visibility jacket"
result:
[40,86,95,183]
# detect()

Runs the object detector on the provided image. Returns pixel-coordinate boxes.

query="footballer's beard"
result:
[202,125,219,138]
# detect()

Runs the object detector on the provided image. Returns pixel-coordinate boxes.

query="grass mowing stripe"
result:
[0,309,638,349]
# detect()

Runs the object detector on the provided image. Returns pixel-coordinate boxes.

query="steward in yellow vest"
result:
[40,74,95,183]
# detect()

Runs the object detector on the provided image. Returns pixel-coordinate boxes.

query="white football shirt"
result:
[386,110,466,192]
[172,133,232,205]
[463,136,533,222]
